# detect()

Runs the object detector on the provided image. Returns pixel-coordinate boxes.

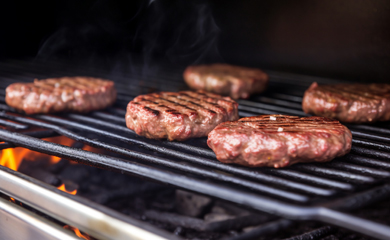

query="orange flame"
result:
[57,184,77,195]
[9,197,15,203]
[50,155,62,164]
[63,225,91,240]
[0,136,77,170]
[0,136,105,170]
[45,136,75,164]
[0,148,30,171]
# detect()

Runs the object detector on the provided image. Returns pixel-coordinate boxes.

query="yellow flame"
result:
[0,149,21,171]
[57,184,77,195]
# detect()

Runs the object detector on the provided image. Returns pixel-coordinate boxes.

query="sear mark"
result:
[143,106,160,116]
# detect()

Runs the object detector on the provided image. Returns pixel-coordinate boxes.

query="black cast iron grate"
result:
[0,60,390,239]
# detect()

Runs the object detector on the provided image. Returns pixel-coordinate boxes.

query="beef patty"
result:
[183,63,268,99]
[126,90,239,141]
[207,115,352,168]
[302,82,390,123]
[6,76,116,114]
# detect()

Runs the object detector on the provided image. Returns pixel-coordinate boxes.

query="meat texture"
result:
[302,82,390,123]
[183,63,268,99]
[207,115,352,168]
[126,90,239,141]
[6,76,116,114]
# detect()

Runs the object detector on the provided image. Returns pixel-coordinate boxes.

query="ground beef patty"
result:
[126,90,239,141]
[207,115,352,168]
[302,82,390,123]
[6,77,116,114]
[183,63,268,99]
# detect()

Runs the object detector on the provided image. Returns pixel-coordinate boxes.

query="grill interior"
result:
[0,59,390,239]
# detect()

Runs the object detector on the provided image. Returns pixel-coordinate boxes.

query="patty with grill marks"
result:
[183,63,268,99]
[207,115,352,168]
[6,77,116,114]
[126,90,239,141]
[302,82,390,123]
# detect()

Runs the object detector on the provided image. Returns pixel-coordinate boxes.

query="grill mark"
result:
[135,95,196,119]
[8,77,115,114]
[315,86,369,102]
[148,93,228,124]
[56,80,91,90]
[248,125,342,130]
[164,109,181,115]
[134,100,180,118]
[184,91,238,116]
[31,82,59,95]
[138,98,159,105]
[239,119,339,123]
[318,85,386,102]
[175,93,226,113]
[135,100,172,112]
[153,96,196,111]
[238,121,340,125]
[38,80,74,90]
[228,115,345,132]
[71,78,104,87]
[239,122,342,127]
[165,94,218,116]
[47,82,77,92]
[129,91,238,133]
[147,95,198,118]
[239,115,335,121]
[143,106,160,116]
[226,122,345,132]
[33,78,108,94]
[45,78,108,91]
[325,84,390,97]
[190,90,236,104]
[237,115,341,124]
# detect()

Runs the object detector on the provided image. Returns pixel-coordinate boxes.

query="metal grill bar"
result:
[1,60,390,239]
[263,93,303,102]
[223,219,293,240]
[73,111,390,177]
[0,119,28,129]
[62,113,386,184]
[351,146,390,160]
[0,111,311,201]
[0,130,57,150]
[326,162,390,178]
[1,128,390,239]
[47,113,382,186]
[0,63,388,195]
[291,165,375,183]
[343,155,390,169]
[263,169,353,190]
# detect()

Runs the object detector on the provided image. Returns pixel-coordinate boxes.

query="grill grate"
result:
[0,60,390,239]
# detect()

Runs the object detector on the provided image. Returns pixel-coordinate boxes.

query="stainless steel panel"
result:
[0,166,177,240]
[0,197,78,240]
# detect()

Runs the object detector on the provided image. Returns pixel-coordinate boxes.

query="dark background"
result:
[1,0,389,82]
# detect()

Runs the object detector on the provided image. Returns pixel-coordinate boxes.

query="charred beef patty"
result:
[183,63,268,99]
[207,115,352,168]
[302,82,390,123]
[126,90,239,141]
[6,77,116,114]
